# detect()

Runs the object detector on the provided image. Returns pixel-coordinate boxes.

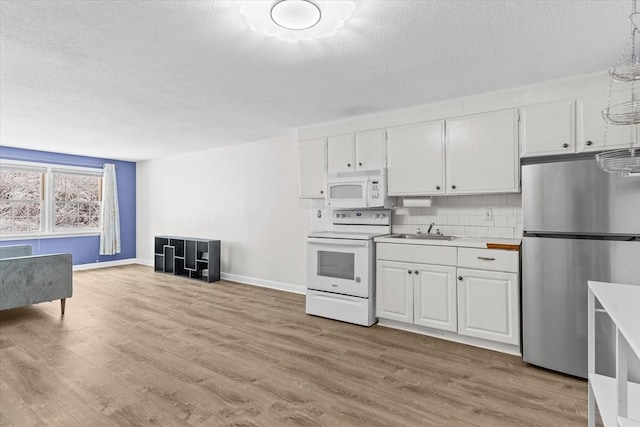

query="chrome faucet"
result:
[427,222,436,234]
[416,227,421,235]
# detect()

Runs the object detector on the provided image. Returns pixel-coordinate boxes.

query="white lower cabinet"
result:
[376,260,457,332]
[376,261,457,332]
[376,261,414,323]
[456,268,519,345]
[376,242,521,353]
[413,264,457,332]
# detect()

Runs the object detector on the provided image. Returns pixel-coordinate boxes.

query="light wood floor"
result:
[1,265,589,426]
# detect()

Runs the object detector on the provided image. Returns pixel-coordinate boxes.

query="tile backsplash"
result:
[309,194,523,239]
[392,194,522,239]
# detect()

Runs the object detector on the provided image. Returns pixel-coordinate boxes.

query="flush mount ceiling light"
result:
[271,0,321,30]
[238,0,355,43]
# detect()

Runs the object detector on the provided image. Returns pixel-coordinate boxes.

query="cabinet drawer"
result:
[457,248,519,273]
[377,243,457,266]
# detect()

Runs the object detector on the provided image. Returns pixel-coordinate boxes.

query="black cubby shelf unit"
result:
[154,236,220,283]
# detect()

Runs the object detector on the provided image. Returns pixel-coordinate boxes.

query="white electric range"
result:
[306,209,391,326]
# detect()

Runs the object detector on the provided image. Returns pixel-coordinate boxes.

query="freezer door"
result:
[522,159,640,235]
[522,236,640,378]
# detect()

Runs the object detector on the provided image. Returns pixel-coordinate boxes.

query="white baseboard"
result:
[94,259,306,295]
[73,258,143,271]
[220,272,306,295]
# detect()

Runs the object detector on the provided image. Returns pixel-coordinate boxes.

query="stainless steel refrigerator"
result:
[522,155,640,378]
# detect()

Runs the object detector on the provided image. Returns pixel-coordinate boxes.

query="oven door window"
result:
[329,184,363,200]
[317,251,354,280]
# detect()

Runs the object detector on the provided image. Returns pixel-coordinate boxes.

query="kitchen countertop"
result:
[374,235,522,249]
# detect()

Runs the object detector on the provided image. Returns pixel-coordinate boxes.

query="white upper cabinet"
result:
[299,138,327,199]
[328,130,386,173]
[355,129,386,171]
[387,121,445,196]
[577,94,638,152]
[520,100,575,157]
[327,134,355,173]
[445,109,519,194]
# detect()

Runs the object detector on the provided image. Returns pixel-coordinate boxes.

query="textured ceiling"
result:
[0,0,630,161]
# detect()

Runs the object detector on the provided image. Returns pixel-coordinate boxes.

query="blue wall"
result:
[0,146,136,265]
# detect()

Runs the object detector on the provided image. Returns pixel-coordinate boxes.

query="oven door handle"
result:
[307,237,369,247]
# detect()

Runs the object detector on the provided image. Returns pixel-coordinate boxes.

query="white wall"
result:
[136,71,611,293]
[298,71,611,139]
[136,136,310,292]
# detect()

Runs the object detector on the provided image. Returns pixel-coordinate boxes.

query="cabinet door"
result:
[520,100,575,157]
[577,94,638,152]
[457,268,519,345]
[376,260,414,323]
[299,138,327,199]
[328,134,355,173]
[387,121,445,196]
[446,109,519,194]
[413,264,457,332]
[355,129,386,171]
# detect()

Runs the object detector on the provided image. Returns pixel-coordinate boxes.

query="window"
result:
[0,161,103,238]
[53,172,102,231]
[0,167,43,233]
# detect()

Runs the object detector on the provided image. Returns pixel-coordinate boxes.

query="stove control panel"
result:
[333,209,391,226]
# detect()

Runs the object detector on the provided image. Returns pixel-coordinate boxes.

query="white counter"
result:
[588,281,640,427]
[374,235,522,249]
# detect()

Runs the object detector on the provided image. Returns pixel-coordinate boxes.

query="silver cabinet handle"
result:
[477,256,496,261]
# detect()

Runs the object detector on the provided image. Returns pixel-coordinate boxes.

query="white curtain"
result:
[99,164,121,255]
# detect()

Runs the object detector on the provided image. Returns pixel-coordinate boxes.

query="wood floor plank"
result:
[0,265,590,426]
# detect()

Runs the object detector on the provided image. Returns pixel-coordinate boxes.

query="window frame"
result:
[0,163,46,234]
[0,160,104,240]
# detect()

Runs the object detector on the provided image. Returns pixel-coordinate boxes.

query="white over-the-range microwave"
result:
[325,168,394,208]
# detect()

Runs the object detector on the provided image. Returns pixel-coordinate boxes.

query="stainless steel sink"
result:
[387,234,460,241]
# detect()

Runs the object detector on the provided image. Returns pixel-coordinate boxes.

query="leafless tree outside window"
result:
[53,173,102,230]
[0,166,103,234]
[0,169,42,232]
